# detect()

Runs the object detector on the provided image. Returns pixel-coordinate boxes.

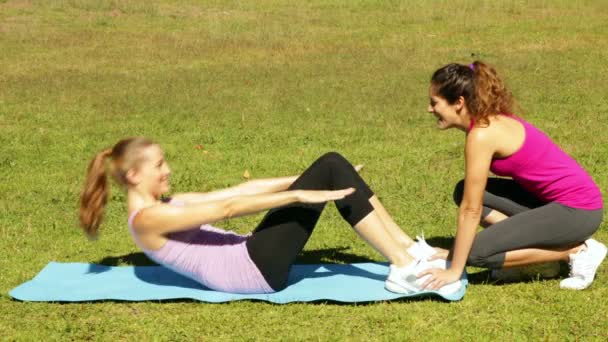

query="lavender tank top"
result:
[472,115,602,210]
[127,204,274,294]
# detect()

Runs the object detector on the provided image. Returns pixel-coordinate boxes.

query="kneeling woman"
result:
[421,61,605,291]
[79,137,461,295]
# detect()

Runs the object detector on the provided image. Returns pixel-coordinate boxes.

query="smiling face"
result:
[129,144,171,198]
[428,85,469,131]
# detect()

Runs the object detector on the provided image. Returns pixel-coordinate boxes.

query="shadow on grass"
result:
[94,253,158,267]
[94,247,375,267]
[296,247,375,264]
[424,236,454,250]
[468,262,567,286]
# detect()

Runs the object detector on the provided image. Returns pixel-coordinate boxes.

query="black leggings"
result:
[246,152,375,291]
[453,178,603,269]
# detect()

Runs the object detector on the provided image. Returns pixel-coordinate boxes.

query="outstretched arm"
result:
[172,165,363,204]
[132,188,355,236]
[171,176,298,204]
[419,130,494,290]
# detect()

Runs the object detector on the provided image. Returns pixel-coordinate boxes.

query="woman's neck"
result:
[127,188,161,212]
[458,113,473,132]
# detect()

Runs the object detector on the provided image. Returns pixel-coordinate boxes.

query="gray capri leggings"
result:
[453,178,603,269]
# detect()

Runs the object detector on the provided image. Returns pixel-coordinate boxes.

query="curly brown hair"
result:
[430,61,518,126]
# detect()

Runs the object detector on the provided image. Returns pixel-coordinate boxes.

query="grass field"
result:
[1,0,608,340]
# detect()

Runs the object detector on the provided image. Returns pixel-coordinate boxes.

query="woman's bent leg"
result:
[247,152,411,291]
[453,178,545,224]
[467,203,602,269]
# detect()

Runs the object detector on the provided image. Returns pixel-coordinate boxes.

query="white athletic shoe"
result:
[407,235,437,261]
[560,239,607,290]
[491,262,561,283]
[385,262,420,294]
[385,259,462,296]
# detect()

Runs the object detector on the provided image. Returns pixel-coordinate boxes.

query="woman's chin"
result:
[436,120,449,130]
[160,185,171,195]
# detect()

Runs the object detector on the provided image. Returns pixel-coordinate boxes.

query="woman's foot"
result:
[560,239,607,290]
[385,259,462,295]
[406,235,437,261]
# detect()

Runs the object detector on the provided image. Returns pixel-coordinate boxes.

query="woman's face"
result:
[427,86,465,130]
[133,145,171,198]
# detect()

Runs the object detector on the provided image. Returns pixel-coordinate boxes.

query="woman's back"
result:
[128,208,274,294]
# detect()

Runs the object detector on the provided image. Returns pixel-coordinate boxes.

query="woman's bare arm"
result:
[171,176,298,204]
[132,188,355,235]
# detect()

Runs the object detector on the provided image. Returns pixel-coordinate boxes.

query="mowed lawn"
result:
[1,0,608,340]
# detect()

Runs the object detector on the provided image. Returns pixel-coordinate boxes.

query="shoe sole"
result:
[559,280,590,290]
[436,280,463,296]
[385,279,462,296]
[384,279,419,294]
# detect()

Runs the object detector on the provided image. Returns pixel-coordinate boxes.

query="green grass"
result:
[1,0,608,340]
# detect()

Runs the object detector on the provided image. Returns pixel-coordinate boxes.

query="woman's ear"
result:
[455,96,466,113]
[126,168,140,186]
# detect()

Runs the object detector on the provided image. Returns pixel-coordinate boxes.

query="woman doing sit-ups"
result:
[79,138,462,295]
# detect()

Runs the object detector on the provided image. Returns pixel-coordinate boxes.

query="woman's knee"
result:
[467,244,504,269]
[319,151,347,164]
[270,279,288,292]
[580,209,603,239]
[467,251,490,268]
[316,152,352,170]
[453,179,465,205]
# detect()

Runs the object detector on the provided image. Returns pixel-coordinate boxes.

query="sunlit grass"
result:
[1,0,607,340]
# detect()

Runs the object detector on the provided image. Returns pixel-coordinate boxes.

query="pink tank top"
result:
[127,204,274,294]
[471,115,602,210]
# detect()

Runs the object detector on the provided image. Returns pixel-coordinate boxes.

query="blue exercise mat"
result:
[10,262,467,303]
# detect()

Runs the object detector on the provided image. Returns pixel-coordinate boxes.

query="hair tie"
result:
[468,63,475,71]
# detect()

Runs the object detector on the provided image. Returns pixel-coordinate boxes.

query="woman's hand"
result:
[296,188,355,204]
[429,247,450,261]
[418,267,461,291]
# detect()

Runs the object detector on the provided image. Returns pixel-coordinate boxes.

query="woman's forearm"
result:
[137,190,302,235]
[222,190,300,219]
[171,176,298,204]
[450,207,482,272]
[239,176,298,195]
[136,187,355,236]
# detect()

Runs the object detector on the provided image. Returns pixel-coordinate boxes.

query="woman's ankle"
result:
[390,252,414,267]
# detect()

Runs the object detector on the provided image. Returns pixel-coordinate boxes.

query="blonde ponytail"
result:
[79,149,112,239]
[78,137,157,239]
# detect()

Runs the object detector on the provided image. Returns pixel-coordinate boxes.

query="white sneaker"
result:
[407,235,437,261]
[560,239,607,290]
[385,259,462,296]
[426,259,463,296]
[491,262,561,282]
[385,262,420,294]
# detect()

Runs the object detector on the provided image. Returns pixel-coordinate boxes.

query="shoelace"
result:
[412,232,434,262]
[570,248,595,279]
[416,231,426,243]
[567,248,584,277]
